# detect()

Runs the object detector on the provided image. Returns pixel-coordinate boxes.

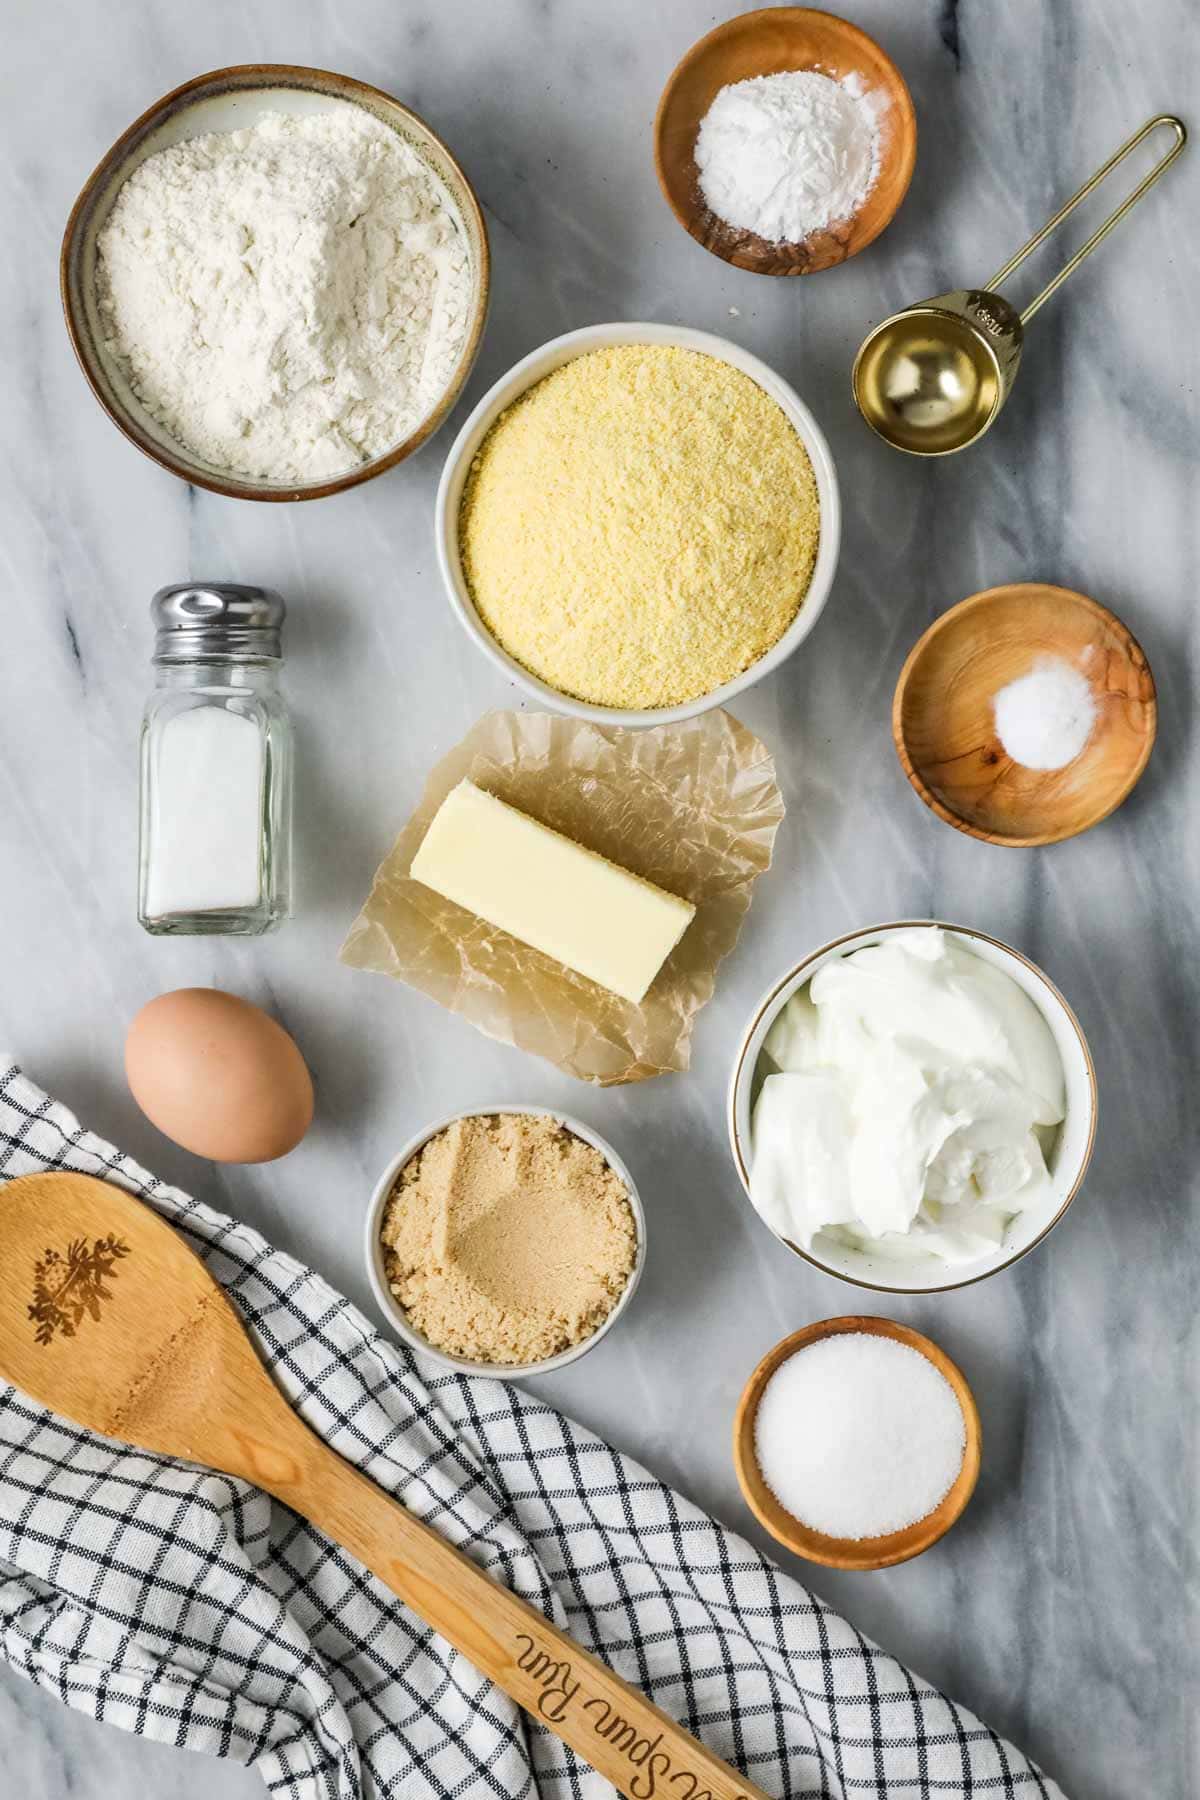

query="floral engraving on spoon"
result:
[28,1235,131,1346]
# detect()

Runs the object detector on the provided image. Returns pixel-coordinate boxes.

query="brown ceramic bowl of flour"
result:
[364,1107,647,1378]
[61,65,490,501]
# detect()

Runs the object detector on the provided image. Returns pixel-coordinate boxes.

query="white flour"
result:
[96,106,475,482]
[695,69,884,243]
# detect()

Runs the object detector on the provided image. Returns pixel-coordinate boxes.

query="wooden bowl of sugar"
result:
[654,7,916,275]
[894,583,1158,848]
[734,1317,981,1571]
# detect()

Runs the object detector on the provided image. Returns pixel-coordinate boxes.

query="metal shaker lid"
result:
[151,583,285,663]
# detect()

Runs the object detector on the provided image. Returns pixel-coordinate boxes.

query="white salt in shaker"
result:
[138,584,293,936]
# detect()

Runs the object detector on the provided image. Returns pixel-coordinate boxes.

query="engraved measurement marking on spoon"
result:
[28,1235,131,1345]
[971,303,1010,335]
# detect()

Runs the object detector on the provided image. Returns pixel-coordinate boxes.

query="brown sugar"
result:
[380,1112,638,1365]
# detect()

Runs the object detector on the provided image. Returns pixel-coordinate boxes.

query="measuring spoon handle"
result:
[987,113,1187,325]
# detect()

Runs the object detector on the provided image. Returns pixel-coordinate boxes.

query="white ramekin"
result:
[727,921,1098,1295]
[435,321,841,727]
[364,1104,647,1377]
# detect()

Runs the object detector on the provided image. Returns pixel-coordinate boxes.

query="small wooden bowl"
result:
[734,1317,981,1570]
[654,7,916,276]
[894,583,1157,848]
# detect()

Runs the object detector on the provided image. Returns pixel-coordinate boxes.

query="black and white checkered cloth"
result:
[0,1063,1063,1800]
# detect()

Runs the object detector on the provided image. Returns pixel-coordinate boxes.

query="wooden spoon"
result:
[0,1172,767,1800]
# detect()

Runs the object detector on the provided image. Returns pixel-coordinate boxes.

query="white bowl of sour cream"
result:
[727,922,1097,1293]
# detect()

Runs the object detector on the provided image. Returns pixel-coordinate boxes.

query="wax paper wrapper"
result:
[338,710,784,1085]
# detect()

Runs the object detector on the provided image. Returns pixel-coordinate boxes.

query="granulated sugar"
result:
[754,1332,966,1539]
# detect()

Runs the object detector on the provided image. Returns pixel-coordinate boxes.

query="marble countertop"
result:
[2,1,1197,1795]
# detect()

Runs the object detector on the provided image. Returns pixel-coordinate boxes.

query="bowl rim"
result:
[653,5,918,277]
[892,582,1159,845]
[60,62,491,503]
[363,1103,647,1378]
[434,320,842,726]
[726,918,1099,1294]
[732,1315,982,1568]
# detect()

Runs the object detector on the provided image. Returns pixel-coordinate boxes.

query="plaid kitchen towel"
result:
[0,1062,1063,1800]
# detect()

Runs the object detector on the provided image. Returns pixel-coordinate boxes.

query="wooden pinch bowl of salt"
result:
[654,7,916,276]
[733,1317,981,1571]
[894,583,1157,848]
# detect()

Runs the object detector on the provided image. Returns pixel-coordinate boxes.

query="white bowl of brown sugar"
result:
[364,1106,646,1377]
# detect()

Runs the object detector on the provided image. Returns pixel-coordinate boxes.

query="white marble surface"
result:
[2,1,1197,1795]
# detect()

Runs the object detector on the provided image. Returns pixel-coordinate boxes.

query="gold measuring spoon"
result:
[853,114,1187,455]
[0,1171,769,1800]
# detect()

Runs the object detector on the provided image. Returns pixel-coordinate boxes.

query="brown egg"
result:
[125,988,314,1163]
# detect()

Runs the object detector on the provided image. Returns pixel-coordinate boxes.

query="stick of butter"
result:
[409,780,696,1004]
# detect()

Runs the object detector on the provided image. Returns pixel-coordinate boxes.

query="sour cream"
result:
[750,928,1066,1264]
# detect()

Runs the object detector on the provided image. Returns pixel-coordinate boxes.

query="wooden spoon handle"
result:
[270,1428,769,1800]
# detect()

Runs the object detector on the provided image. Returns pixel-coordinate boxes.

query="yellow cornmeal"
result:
[459,345,820,710]
[381,1112,637,1365]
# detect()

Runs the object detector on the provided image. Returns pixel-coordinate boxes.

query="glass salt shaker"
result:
[138,584,293,936]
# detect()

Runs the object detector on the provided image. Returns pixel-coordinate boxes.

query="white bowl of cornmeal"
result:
[435,321,841,725]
